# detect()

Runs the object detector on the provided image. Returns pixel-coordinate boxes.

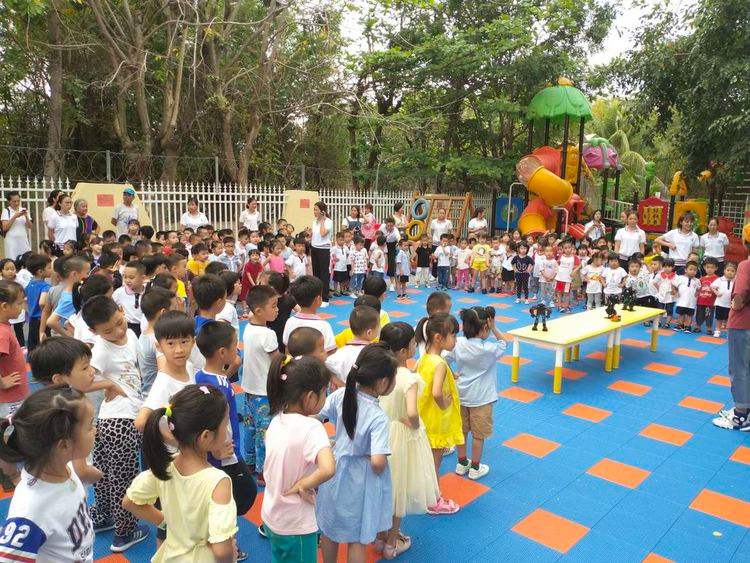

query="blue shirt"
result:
[445,336,507,407]
[194,370,241,467]
[53,290,75,326]
[25,278,50,318]
[194,315,212,336]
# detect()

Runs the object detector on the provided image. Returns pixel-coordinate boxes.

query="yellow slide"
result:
[515,156,573,235]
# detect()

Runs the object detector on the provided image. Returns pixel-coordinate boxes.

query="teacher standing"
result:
[468,207,488,238]
[1,191,32,261]
[311,201,333,307]
[700,217,729,275]
[47,193,78,251]
[655,214,700,274]
[180,197,210,231]
[584,210,606,242]
[614,212,646,269]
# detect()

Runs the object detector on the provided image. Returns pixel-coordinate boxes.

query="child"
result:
[711,262,736,337]
[326,305,381,389]
[284,237,309,283]
[603,252,627,300]
[489,237,505,293]
[651,257,678,328]
[395,238,411,298]
[24,253,52,351]
[215,270,241,333]
[538,246,558,307]
[45,256,89,338]
[186,242,209,277]
[455,239,472,291]
[696,257,719,334]
[582,251,605,309]
[571,246,590,305]
[70,273,114,347]
[470,234,491,294]
[501,243,516,295]
[555,241,580,313]
[242,285,280,480]
[262,355,335,562]
[434,234,452,291]
[240,248,263,300]
[414,291,453,358]
[413,235,432,288]
[264,241,286,274]
[512,242,534,304]
[315,343,397,562]
[331,233,350,296]
[448,307,506,480]
[219,236,242,273]
[369,235,387,279]
[287,326,328,362]
[0,260,25,346]
[674,260,700,332]
[193,273,228,338]
[377,322,438,558]
[81,295,147,552]
[415,313,462,514]
[348,237,369,296]
[0,386,95,561]
[113,260,146,336]
[625,257,651,306]
[283,275,336,353]
[265,272,296,355]
[138,287,176,395]
[123,386,238,563]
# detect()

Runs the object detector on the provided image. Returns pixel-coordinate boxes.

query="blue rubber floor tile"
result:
[475,531,562,562]
[668,445,728,471]
[565,475,630,505]
[610,442,671,471]
[562,529,649,562]
[638,473,707,505]
[542,488,617,528]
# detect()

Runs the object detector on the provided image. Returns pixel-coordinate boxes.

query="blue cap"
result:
[123,187,136,196]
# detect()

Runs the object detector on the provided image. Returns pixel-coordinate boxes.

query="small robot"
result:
[604,295,621,321]
[621,286,636,312]
[529,303,552,331]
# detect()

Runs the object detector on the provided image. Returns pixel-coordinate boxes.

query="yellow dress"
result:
[379,367,439,517]
[126,463,238,563]
[415,354,464,449]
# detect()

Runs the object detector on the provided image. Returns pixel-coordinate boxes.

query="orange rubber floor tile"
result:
[729,445,750,466]
[231,383,243,395]
[644,362,682,376]
[673,348,707,359]
[546,367,587,380]
[498,386,542,403]
[689,489,750,527]
[438,473,490,507]
[495,315,518,323]
[563,403,612,423]
[503,433,560,458]
[697,335,726,345]
[644,328,674,336]
[395,297,416,304]
[587,458,651,489]
[499,356,531,366]
[642,553,674,563]
[338,320,350,326]
[622,338,649,348]
[317,313,335,320]
[330,299,349,305]
[488,302,511,309]
[387,310,409,318]
[586,351,606,360]
[639,423,693,446]
[244,492,264,526]
[457,297,480,303]
[708,375,730,387]
[512,508,589,553]
[96,555,130,563]
[608,380,651,396]
[678,396,724,413]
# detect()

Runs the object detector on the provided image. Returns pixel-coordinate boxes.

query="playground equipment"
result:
[407,192,473,239]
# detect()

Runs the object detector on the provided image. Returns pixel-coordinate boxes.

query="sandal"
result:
[382,535,412,559]
[427,496,460,515]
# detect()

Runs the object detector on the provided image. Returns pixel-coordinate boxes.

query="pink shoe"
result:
[382,535,412,559]
[427,496,460,515]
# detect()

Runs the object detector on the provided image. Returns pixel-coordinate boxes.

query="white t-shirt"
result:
[42,206,58,230]
[90,330,143,419]
[582,264,604,294]
[700,232,729,260]
[112,286,145,325]
[1,207,31,245]
[331,245,349,272]
[282,314,336,352]
[349,248,368,274]
[584,221,606,241]
[662,229,699,265]
[70,312,96,346]
[0,465,94,563]
[674,275,699,309]
[429,219,453,244]
[378,225,400,243]
[112,203,139,236]
[216,301,239,333]
[456,248,473,270]
[143,369,195,411]
[242,323,278,395]
[538,256,558,281]
[325,342,367,383]
[285,253,308,280]
[615,227,646,258]
[180,211,210,231]
[239,209,260,231]
[370,246,386,273]
[468,217,488,234]
[555,255,580,283]
[602,267,627,295]
[311,218,333,248]
[710,276,734,308]
[434,245,452,267]
[48,212,78,245]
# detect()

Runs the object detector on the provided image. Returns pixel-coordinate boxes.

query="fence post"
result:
[106,150,111,182]
[214,156,220,188]
[300,165,305,190]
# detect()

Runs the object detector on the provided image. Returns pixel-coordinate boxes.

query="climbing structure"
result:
[408,192,473,239]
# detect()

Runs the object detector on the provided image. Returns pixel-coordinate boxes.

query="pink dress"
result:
[268,255,285,273]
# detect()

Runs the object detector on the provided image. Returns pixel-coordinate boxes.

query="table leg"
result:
[572,344,580,361]
[511,339,520,383]
[564,347,572,362]
[651,316,659,352]
[553,348,563,394]
[604,331,615,372]
[613,329,621,369]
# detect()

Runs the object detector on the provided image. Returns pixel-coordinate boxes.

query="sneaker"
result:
[237,549,248,561]
[481,289,487,294]
[713,330,721,338]
[515,298,521,303]
[443,446,455,456]
[691,326,700,333]
[683,327,692,333]
[468,463,490,480]
[94,520,116,533]
[258,524,268,539]
[712,411,750,431]
[716,408,735,421]
[349,292,357,298]
[455,461,469,476]
[467,287,475,293]
[320,301,329,309]
[673,324,683,331]
[524,299,530,304]
[110,524,149,552]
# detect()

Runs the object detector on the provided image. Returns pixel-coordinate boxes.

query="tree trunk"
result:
[44,1,64,178]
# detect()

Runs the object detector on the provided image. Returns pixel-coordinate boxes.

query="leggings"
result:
[310,246,331,302]
[12,323,24,347]
[696,305,715,328]
[90,418,141,537]
[515,272,530,298]
[386,241,397,277]
[455,269,470,289]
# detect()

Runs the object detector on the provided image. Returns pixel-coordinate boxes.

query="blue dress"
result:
[316,388,393,544]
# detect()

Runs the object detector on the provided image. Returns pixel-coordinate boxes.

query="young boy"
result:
[582,251,604,309]
[46,256,89,337]
[538,246,558,307]
[413,234,432,288]
[330,233,350,297]
[186,242,209,277]
[282,275,336,353]
[651,257,678,328]
[369,235,387,279]
[326,305,381,389]
[673,260,700,332]
[395,239,411,298]
[711,261,736,338]
[287,326,327,362]
[113,260,146,336]
[167,252,188,306]
[348,237,368,296]
[434,234,452,291]
[285,237,309,282]
[24,253,52,351]
[625,257,651,306]
[242,285,281,480]
[194,321,255,561]
[137,287,176,395]
[695,257,719,334]
[220,236,243,273]
[193,273,228,335]
[602,252,627,300]
[81,295,147,552]
[554,240,580,312]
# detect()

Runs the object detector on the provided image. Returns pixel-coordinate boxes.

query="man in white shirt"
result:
[111,187,140,237]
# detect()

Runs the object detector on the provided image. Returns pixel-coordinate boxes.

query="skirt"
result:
[388,421,439,517]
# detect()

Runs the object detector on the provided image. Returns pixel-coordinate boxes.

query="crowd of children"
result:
[0,193,738,562]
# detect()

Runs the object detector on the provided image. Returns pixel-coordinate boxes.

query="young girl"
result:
[455,239,472,291]
[488,237,505,294]
[124,385,238,563]
[582,251,605,309]
[511,243,534,304]
[315,343,397,563]
[0,259,26,346]
[262,355,335,562]
[0,280,28,424]
[0,386,95,562]
[651,257,678,328]
[415,313,462,515]
[378,323,439,558]
[264,241,286,274]
[711,262,736,337]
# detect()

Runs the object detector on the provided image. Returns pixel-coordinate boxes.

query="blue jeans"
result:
[243,394,271,471]
[350,273,365,292]
[728,329,750,409]
[437,266,450,288]
[370,271,385,280]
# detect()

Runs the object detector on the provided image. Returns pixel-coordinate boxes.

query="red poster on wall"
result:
[638,197,668,233]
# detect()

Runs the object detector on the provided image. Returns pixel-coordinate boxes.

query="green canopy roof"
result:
[526,78,592,123]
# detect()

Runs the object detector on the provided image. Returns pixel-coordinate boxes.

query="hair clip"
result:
[198,386,210,394]
[294,355,303,360]
[164,405,172,418]
[2,423,14,445]
[280,373,288,381]
[281,355,292,367]
[422,319,429,341]
[351,363,358,371]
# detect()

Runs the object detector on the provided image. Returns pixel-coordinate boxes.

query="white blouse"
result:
[392,213,408,229]
[429,218,453,244]
[239,209,260,231]
[584,220,606,241]
[49,212,78,245]
[311,217,333,248]
[180,211,210,230]
[662,228,700,264]
[614,227,646,258]
[700,231,729,260]
[468,217,488,234]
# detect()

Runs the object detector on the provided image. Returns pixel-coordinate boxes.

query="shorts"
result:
[555,281,571,293]
[460,403,493,440]
[398,275,410,283]
[501,269,515,282]
[675,306,695,316]
[267,528,318,563]
[333,270,349,283]
[715,305,730,321]
[490,266,504,276]
[471,261,488,272]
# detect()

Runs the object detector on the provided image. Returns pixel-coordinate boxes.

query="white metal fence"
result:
[0,176,493,250]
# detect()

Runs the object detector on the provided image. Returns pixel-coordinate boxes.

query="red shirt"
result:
[240,260,264,300]
[0,322,29,404]
[728,259,750,330]
[697,274,718,306]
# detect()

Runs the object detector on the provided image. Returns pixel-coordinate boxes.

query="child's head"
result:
[354,237,365,250]
[30,336,93,391]
[684,261,699,278]
[142,286,177,322]
[154,310,195,366]
[287,326,326,361]
[123,260,146,291]
[517,242,528,255]
[627,258,641,275]
[424,312,459,351]
[0,280,24,321]
[420,234,430,246]
[376,235,386,248]
[192,274,227,314]
[342,342,397,439]
[267,355,331,416]
[379,322,415,364]
[61,255,89,282]
[651,241,662,253]
[82,295,126,342]
[27,253,51,278]
[607,252,620,269]
[687,252,700,264]
[0,385,93,474]
[362,275,387,301]
[142,384,228,480]
[426,291,452,315]
[167,253,187,279]
[399,238,409,251]
[289,275,323,309]
[348,305,381,341]
[460,306,495,339]
[724,262,737,279]
[249,249,261,263]
[210,240,223,256]
[0,258,16,280]
[218,270,241,300]
[353,294,381,312]
[204,260,227,276]
[265,271,290,296]
[148,271,178,294]
[702,257,718,275]
[335,233,345,246]
[439,234,450,246]
[577,246,588,257]
[460,238,468,249]
[589,251,602,266]
[196,320,238,366]
[246,284,279,322]
[561,240,574,255]
[544,245,554,259]
[190,242,209,262]
[72,273,113,312]
[662,257,675,273]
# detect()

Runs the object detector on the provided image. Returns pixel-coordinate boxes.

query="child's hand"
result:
[212,440,235,461]
[284,478,317,504]
[103,381,127,401]
[399,416,419,430]
[0,372,21,389]
[440,394,453,409]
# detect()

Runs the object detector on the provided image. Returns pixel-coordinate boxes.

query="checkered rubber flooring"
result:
[4,288,749,562]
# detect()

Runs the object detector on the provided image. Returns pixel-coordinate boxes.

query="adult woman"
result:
[311,201,334,306]
[614,212,646,268]
[392,203,408,232]
[342,205,362,234]
[42,189,62,231]
[180,197,210,231]
[74,198,99,245]
[467,207,488,238]
[655,213,700,274]
[700,217,729,275]
[1,191,32,260]
[239,196,260,231]
[428,208,453,245]
[47,193,78,250]
[584,210,606,242]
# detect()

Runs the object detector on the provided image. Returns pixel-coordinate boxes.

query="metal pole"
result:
[600,168,609,215]
[106,150,111,182]
[613,168,621,202]
[214,156,220,188]
[543,119,550,146]
[300,165,306,190]
[575,117,585,194]
[560,114,570,181]
[527,122,534,153]
[668,195,676,228]
[708,182,715,218]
